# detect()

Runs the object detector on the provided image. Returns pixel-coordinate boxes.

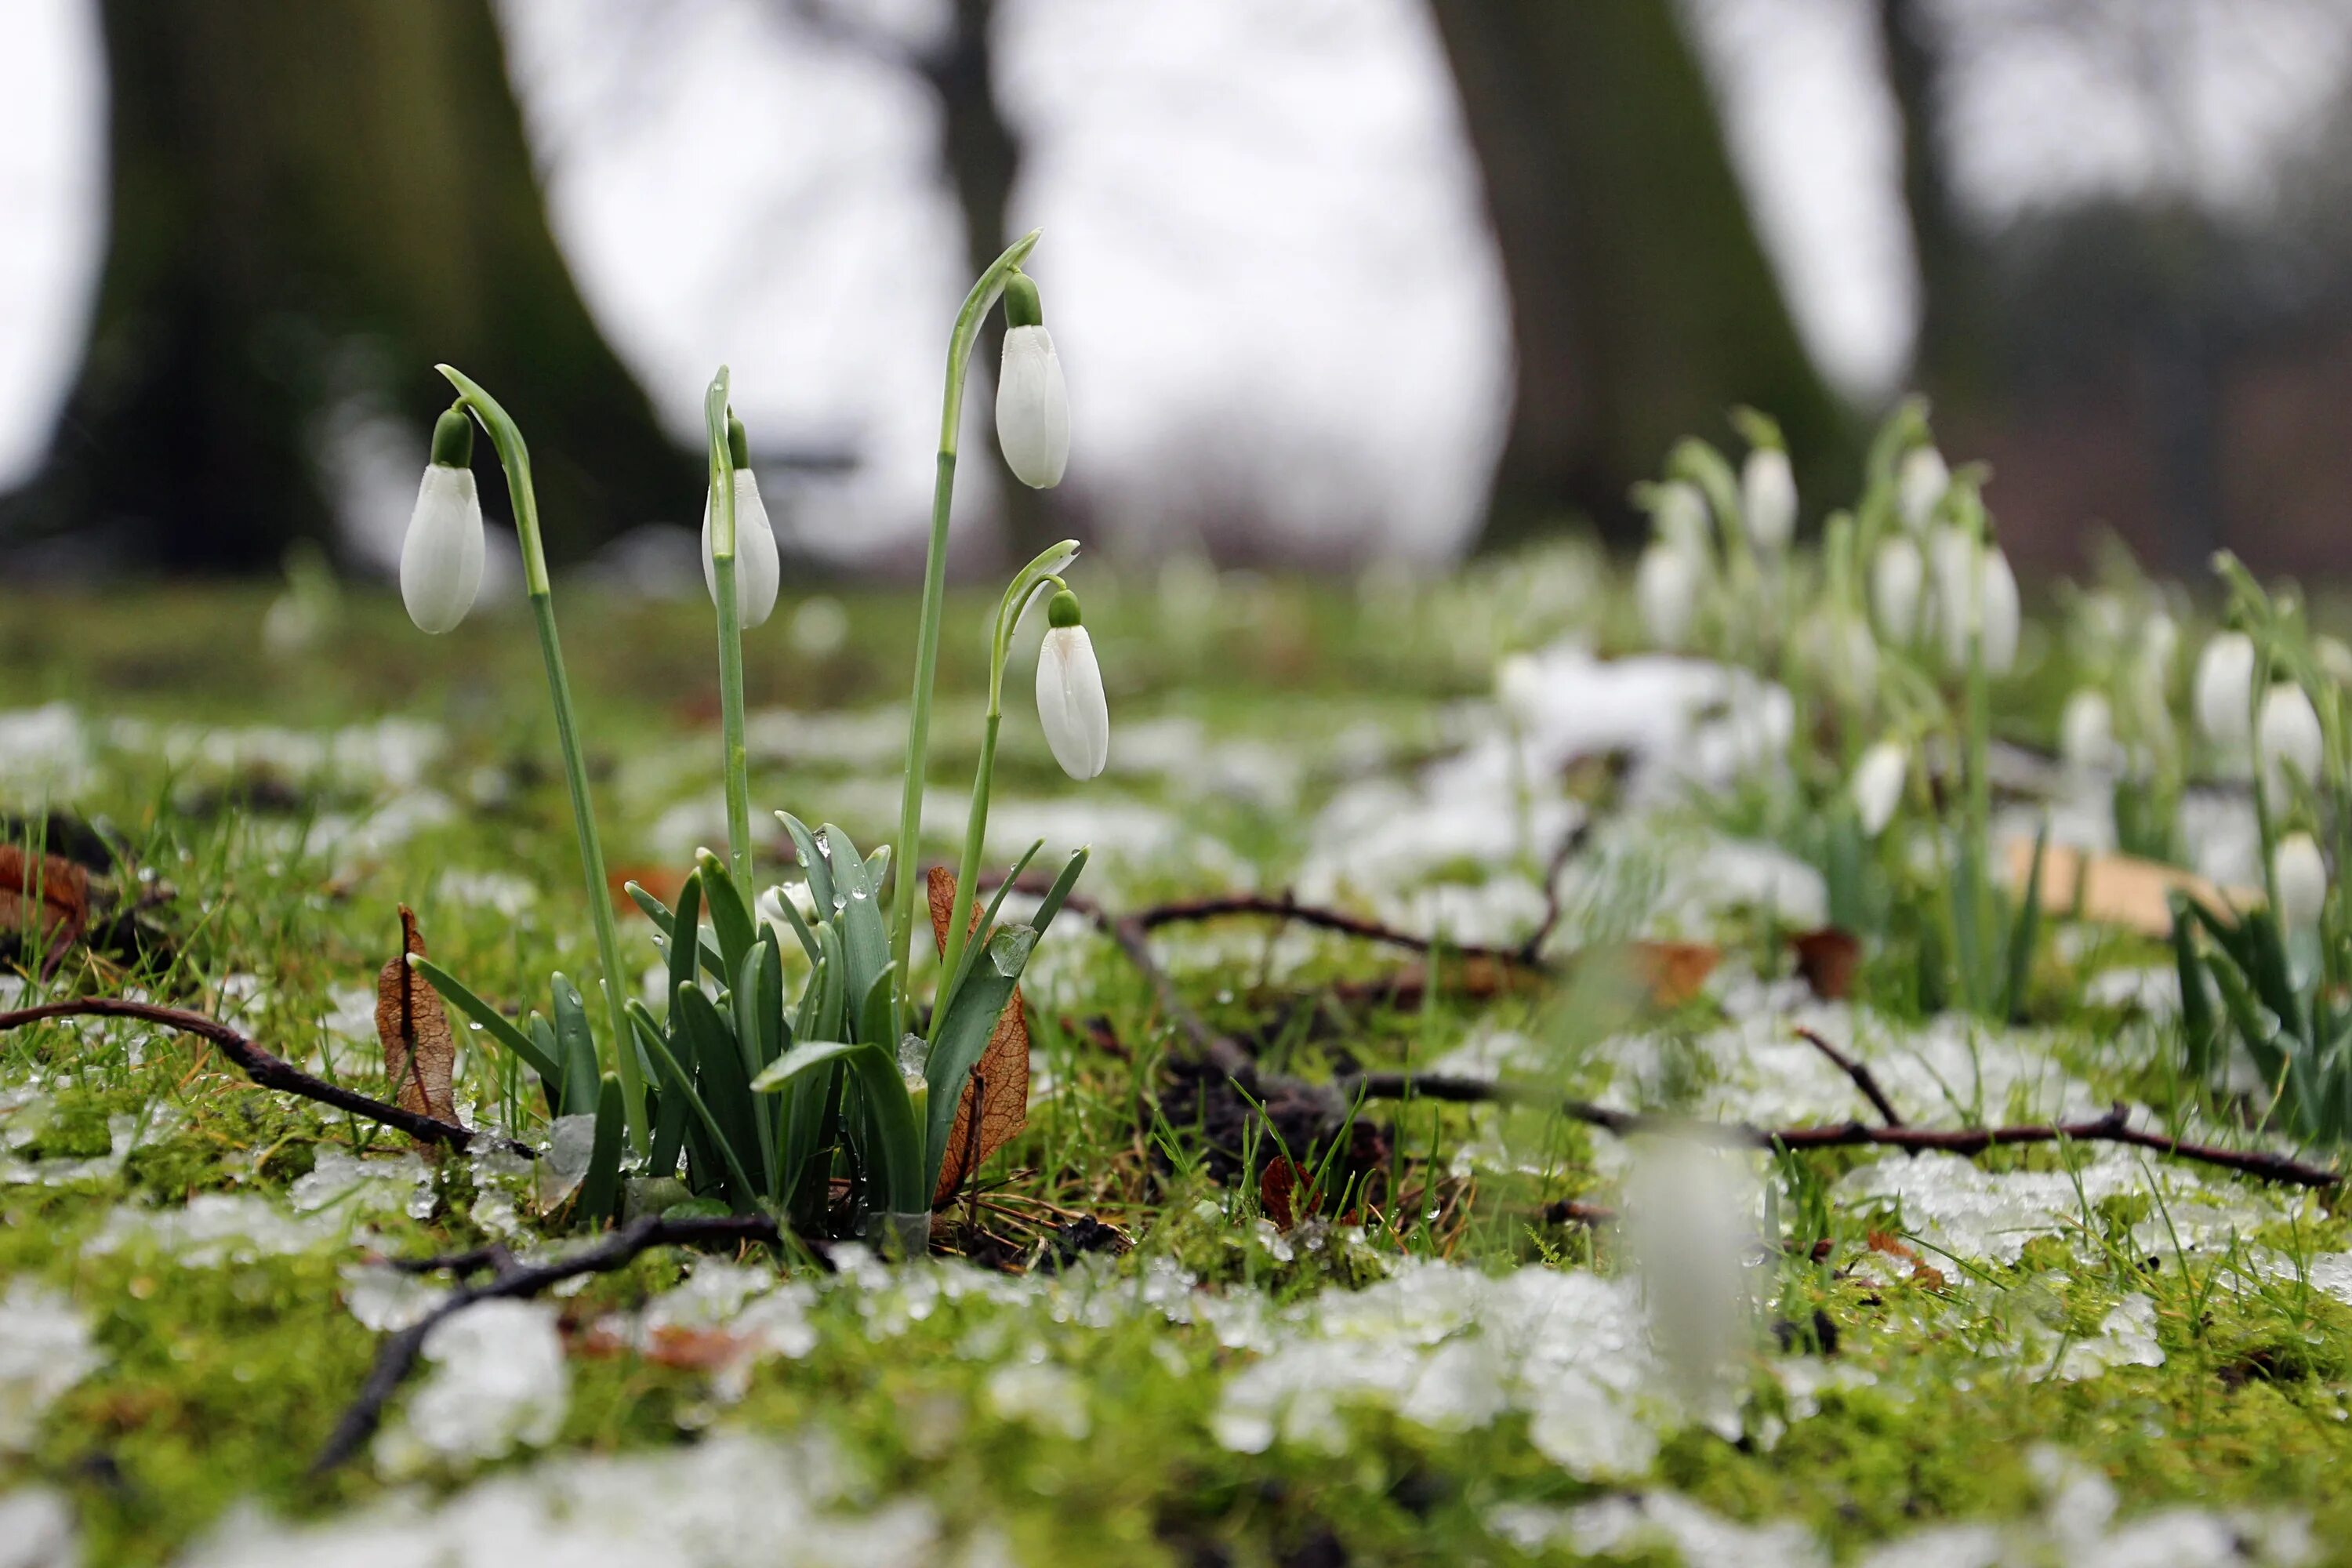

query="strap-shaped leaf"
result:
[577,1073,625,1227]
[2002,822,2048,1022]
[776,811,835,923]
[769,884,822,964]
[923,923,1034,1185]
[669,872,706,1007]
[858,962,898,1051]
[629,1000,760,1210]
[2169,897,2220,1080]
[674,981,760,1187]
[551,973,601,1120]
[633,879,730,981]
[935,838,1044,1030]
[751,1039,865,1093]
[409,956,561,1084]
[699,850,758,978]
[824,823,892,1018]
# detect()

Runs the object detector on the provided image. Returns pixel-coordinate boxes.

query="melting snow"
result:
[0,1283,101,1453]
[374,1299,569,1472]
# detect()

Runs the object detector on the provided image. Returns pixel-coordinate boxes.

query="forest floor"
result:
[2,559,2350,1567]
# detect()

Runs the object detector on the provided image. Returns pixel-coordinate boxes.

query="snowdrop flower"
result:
[1896,445,1949,532]
[699,414,782,628]
[2192,632,2256,753]
[2318,635,2352,689]
[2060,688,2114,774]
[1635,540,1700,650]
[2274,832,2328,934]
[2259,681,2323,801]
[399,408,486,634]
[1929,528,2019,674]
[1651,479,1711,557]
[1623,1138,1759,1406]
[1742,445,1796,553]
[1850,740,1908,837]
[1495,652,1544,730]
[1802,615,1878,708]
[1035,590,1109,779]
[995,274,1069,489]
[1871,535,1924,642]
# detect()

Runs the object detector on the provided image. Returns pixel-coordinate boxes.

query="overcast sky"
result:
[2,0,2345,564]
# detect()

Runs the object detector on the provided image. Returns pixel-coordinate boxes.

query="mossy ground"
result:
[5,565,2352,1566]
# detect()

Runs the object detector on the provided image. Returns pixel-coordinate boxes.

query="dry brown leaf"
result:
[376,904,459,1139]
[1865,1229,1946,1289]
[2004,838,2253,938]
[1606,940,1721,1008]
[927,867,1029,1205]
[1259,1156,1319,1232]
[0,844,89,971]
[1789,927,1861,1000]
[608,863,687,910]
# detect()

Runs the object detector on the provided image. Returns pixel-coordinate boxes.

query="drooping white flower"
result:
[2192,631,2256,753]
[2060,688,2114,774]
[1035,593,1109,779]
[1635,540,1701,650]
[2274,832,2328,933]
[996,325,1070,489]
[1495,653,1544,730]
[1850,740,1908,837]
[1870,535,1924,643]
[1802,615,1878,708]
[1651,480,1711,557]
[399,418,486,634]
[700,466,782,628]
[1742,446,1797,553]
[1896,445,1949,532]
[2318,635,2352,689]
[2259,681,2323,801]
[1929,528,2018,674]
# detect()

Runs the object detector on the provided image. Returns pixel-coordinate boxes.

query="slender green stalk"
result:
[886,229,1043,1036]
[436,365,647,1152]
[930,544,1076,1041]
[705,368,754,902]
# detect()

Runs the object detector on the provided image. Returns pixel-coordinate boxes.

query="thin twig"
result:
[1131,893,1544,971]
[1792,1026,1906,1127]
[1519,821,1593,964]
[0,999,530,1157]
[315,1212,803,1474]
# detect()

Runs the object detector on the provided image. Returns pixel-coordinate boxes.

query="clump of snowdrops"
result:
[392,236,1105,1248]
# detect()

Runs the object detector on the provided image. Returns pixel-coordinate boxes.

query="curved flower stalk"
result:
[702,369,758,902]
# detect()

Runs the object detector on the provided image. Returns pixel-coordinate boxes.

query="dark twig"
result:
[1131,893,1544,971]
[1792,1026,1906,1127]
[0,999,530,1157]
[1101,912,1259,1087]
[315,1212,802,1474]
[1519,821,1594,965]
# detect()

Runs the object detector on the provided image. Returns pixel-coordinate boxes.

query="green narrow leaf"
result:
[629,1002,761,1211]
[859,963,898,1051]
[410,956,561,1083]
[777,811,835,921]
[2002,822,2049,1023]
[551,973,601,1120]
[824,823,891,1013]
[936,839,1046,1028]
[576,1074,625,1227]
[752,1039,866,1094]
[669,872,706,1007]
[923,924,1036,1187]
[2170,897,2219,1080]
[674,982,762,1196]
[699,850,757,977]
[770,884,822,964]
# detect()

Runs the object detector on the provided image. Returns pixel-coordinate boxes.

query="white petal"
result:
[1635,542,1698,649]
[1870,536,1923,642]
[1896,446,1948,532]
[2193,633,2256,750]
[1742,448,1796,552]
[2275,833,2328,932]
[1851,741,1907,837]
[2060,689,2114,772]
[701,470,782,627]
[1036,626,1109,779]
[996,325,1070,489]
[399,466,485,634]
[2259,681,2323,800]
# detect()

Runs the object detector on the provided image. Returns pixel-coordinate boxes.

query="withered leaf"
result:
[927,866,1029,1206]
[0,844,89,973]
[1866,1229,1946,1290]
[376,904,460,1138]
[1789,927,1861,1000]
[1593,939,1721,1009]
[2005,838,2251,938]
[1258,1156,1320,1232]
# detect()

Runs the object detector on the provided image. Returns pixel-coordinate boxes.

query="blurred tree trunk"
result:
[1878,0,1990,408]
[1428,0,1849,550]
[1,0,694,574]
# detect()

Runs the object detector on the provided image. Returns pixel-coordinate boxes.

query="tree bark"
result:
[1428,0,1849,550]
[1878,0,1989,408]
[1,0,695,574]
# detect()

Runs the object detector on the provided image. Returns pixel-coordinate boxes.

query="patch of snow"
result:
[0,704,97,800]
[0,1102,182,1187]
[89,1194,345,1266]
[436,869,539,916]
[287,1149,432,1219]
[0,1487,77,1568]
[0,1282,101,1453]
[375,1299,568,1472]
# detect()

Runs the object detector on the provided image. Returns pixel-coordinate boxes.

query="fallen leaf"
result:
[2005,839,2252,938]
[1865,1229,1945,1289]
[608,863,687,910]
[1593,940,1720,1008]
[926,867,1029,1206]
[1259,1156,1321,1232]
[376,905,459,1139]
[1789,927,1861,1000]
[0,844,89,971]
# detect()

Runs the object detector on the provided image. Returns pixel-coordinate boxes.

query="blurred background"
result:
[2,0,2350,587]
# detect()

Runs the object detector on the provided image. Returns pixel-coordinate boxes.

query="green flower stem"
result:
[705,368,753,902]
[931,545,1076,1042]
[886,229,1042,1037]
[435,365,647,1152]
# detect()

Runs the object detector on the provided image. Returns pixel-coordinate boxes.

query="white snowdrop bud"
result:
[1495,653,1544,729]
[2193,632,2256,753]
[1636,540,1700,650]
[1035,591,1109,779]
[1624,1138,1759,1406]
[1929,529,2018,674]
[2274,832,2328,933]
[1850,740,1908,837]
[1742,446,1797,553]
[400,409,486,635]
[2259,681,2323,801]
[995,276,1069,489]
[1896,445,1948,533]
[701,461,782,627]
[2317,635,2352,689]
[1652,479,1711,556]
[1802,615,1878,707]
[2060,688,2114,773]
[1871,535,1924,643]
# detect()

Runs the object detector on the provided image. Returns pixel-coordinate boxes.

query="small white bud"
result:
[700,467,782,628]
[399,463,486,634]
[1651,480,1711,556]
[1929,529,2018,675]
[1495,653,1544,729]
[1802,615,1878,708]
[1036,597,1109,779]
[2274,832,2328,933]
[2317,635,2352,689]
[1851,740,1908,837]
[1896,445,1948,533]
[1870,535,1924,643]
[1742,446,1797,553]
[1636,540,1700,650]
[2059,688,2114,774]
[996,325,1070,489]
[2258,681,2323,801]
[2193,632,2256,753]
